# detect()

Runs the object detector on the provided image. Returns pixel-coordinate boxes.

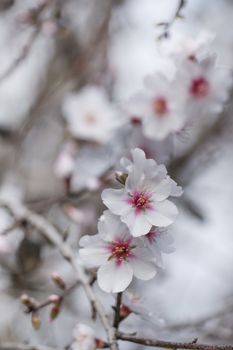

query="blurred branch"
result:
[0,29,39,84]
[0,199,118,350]
[117,331,233,350]
[166,298,233,333]
[157,0,186,39]
[0,0,15,12]
[169,103,233,186]
[0,0,49,84]
[0,343,60,350]
[25,165,114,212]
[23,280,79,314]
[113,292,122,330]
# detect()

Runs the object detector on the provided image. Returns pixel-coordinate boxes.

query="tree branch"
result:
[0,199,118,350]
[0,343,60,350]
[117,331,233,350]
[113,292,122,330]
[158,0,186,40]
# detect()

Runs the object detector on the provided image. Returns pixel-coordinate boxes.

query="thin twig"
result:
[0,343,60,350]
[0,29,39,84]
[117,331,233,350]
[113,292,122,330]
[24,281,79,313]
[0,199,118,350]
[157,0,186,40]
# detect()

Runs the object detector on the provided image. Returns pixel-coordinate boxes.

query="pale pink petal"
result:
[79,238,109,268]
[131,257,157,280]
[122,210,152,237]
[98,210,130,242]
[151,179,172,201]
[101,189,130,215]
[146,200,178,227]
[97,260,133,293]
[169,177,183,197]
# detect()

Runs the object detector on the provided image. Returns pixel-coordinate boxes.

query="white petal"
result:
[79,234,101,247]
[79,246,109,267]
[98,210,129,241]
[151,179,172,201]
[122,210,152,237]
[97,260,133,293]
[146,200,178,227]
[101,188,130,215]
[120,157,132,171]
[131,255,157,280]
[125,167,145,192]
[169,178,183,197]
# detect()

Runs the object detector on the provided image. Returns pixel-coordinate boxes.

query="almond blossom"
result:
[71,324,96,350]
[125,73,186,140]
[141,227,174,268]
[178,55,232,116]
[102,148,182,237]
[62,85,121,144]
[79,210,157,293]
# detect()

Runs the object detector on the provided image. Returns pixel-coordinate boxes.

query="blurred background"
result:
[0,0,233,349]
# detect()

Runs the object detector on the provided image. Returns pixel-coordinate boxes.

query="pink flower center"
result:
[128,192,151,214]
[131,192,151,210]
[108,240,135,264]
[153,97,168,116]
[190,77,209,98]
[130,115,142,125]
[145,227,158,244]
[85,113,97,124]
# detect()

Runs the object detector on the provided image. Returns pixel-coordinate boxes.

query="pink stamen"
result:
[153,97,168,116]
[128,192,152,213]
[107,240,135,265]
[145,227,158,244]
[190,77,209,97]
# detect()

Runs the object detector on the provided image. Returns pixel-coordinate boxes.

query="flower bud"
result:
[51,272,66,290]
[119,305,132,321]
[115,172,128,185]
[95,338,108,348]
[50,303,61,321]
[31,312,41,330]
[48,294,61,303]
[20,294,37,308]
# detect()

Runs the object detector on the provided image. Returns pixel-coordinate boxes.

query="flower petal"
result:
[146,200,178,227]
[121,210,152,237]
[131,253,157,280]
[151,178,172,201]
[97,260,133,293]
[101,188,130,215]
[79,242,109,268]
[98,210,129,241]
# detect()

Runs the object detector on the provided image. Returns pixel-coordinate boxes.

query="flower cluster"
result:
[125,53,232,140]
[79,148,182,293]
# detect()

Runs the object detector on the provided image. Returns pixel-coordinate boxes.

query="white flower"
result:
[119,291,165,327]
[126,73,186,140]
[79,210,157,293]
[102,148,182,237]
[165,31,215,62]
[141,227,174,268]
[62,85,121,144]
[178,55,232,116]
[54,142,77,179]
[71,324,96,350]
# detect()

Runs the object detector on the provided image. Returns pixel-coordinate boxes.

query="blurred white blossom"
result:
[71,323,96,350]
[63,85,122,144]
[125,73,186,140]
